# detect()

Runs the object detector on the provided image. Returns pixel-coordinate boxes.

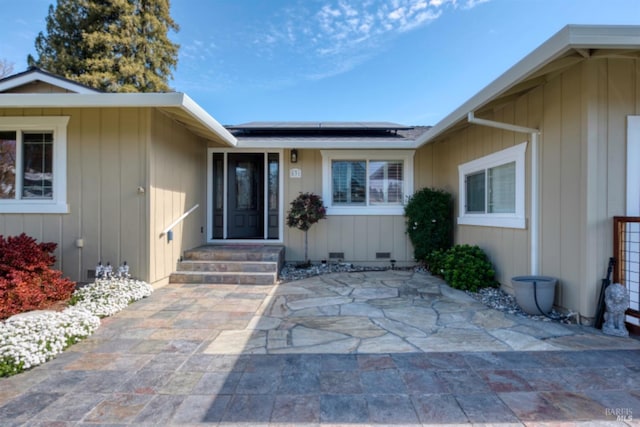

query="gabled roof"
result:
[0,69,236,146]
[227,121,430,149]
[415,25,640,147]
[0,67,102,94]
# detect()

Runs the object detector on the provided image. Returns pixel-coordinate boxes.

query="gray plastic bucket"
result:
[511,276,557,315]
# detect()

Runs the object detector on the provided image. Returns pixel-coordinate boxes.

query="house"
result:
[1,24,639,326]
[0,67,236,286]
[412,24,640,326]
[0,67,429,286]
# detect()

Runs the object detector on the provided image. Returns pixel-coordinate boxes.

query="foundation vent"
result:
[376,252,391,259]
[328,252,344,259]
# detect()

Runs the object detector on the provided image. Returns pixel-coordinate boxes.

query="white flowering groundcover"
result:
[0,278,153,377]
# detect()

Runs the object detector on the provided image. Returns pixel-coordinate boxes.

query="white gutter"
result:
[467,112,541,275]
[0,92,238,147]
[180,94,237,147]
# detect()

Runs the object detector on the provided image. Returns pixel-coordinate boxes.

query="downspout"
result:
[467,112,541,275]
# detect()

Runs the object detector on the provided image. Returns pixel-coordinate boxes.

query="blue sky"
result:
[1,0,639,125]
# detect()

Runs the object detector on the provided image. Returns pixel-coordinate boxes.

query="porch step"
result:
[170,245,285,285]
[176,260,277,273]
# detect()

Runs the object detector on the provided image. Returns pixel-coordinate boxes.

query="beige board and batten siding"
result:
[0,107,148,283]
[415,100,531,289]
[414,56,639,318]
[283,149,413,266]
[148,108,207,286]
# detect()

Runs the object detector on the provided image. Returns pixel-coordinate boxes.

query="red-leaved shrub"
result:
[0,233,76,320]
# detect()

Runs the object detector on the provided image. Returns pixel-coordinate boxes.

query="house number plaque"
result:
[289,168,302,178]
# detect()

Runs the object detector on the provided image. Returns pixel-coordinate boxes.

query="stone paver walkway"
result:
[2,270,640,425]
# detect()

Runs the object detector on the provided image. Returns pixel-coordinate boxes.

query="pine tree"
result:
[28,0,179,92]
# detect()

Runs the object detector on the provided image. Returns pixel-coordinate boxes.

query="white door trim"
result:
[207,148,284,243]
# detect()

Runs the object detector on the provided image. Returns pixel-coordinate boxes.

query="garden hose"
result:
[533,280,560,320]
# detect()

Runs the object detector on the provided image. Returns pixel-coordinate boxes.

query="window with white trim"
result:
[458,142,527,228]
[321,150,414,215]
[0,117,70,213]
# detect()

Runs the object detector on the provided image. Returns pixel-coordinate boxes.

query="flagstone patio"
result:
[198,269,640,355]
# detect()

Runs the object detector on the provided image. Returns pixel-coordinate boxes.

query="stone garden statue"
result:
[602,283,629,337]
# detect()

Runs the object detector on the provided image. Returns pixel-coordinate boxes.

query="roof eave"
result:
[0,92,237,147]
[415,25,640,147]
[178,94,237,146]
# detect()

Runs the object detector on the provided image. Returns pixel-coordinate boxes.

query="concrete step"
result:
[183,245,284,262]
[176,260,278,273]
[169,271,277,285]
[170,245,285,285]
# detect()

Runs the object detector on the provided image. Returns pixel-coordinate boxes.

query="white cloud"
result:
[182,0,492,91]
[410,1,429,12]
[461,0,491,9]
[388,7,405,21]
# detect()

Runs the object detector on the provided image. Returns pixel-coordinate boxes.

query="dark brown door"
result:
[227,153,264,238]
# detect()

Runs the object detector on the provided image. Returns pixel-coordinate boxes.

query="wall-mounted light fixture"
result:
[290,149,298,163]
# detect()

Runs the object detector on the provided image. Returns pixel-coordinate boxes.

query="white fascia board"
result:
[235,138,417,149]
[566,24,640,48]
[179,94,236,146]
[0,92,183,107]
[0,70,100,93]
[415,25,640,148]
[0,92,237,146]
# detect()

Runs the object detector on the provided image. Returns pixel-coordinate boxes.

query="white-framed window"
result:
[321,150,414,215]
[0,117,70,214]
[457,142,527,228]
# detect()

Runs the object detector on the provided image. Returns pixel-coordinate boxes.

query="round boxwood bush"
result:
[439,244,497,292]
[404,187,453,261]
[425,248,447,276]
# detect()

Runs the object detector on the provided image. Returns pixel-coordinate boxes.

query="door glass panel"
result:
[268,153,279,239]
[213,156,224,210]
[268,155,278,211]
[235,161,257,210]
[212,152,224,239]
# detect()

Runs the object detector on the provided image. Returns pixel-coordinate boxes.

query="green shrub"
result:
[425,248,447,276]
[430,244,497,292]
[404,188,453,261]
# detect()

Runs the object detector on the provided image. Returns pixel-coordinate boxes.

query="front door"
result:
[227,153,264,239]
[209,150,282,241]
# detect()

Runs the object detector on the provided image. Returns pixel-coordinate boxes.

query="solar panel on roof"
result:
[226,121,414,131]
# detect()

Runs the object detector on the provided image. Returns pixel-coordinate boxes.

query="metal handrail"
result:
[161,204,200,238]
